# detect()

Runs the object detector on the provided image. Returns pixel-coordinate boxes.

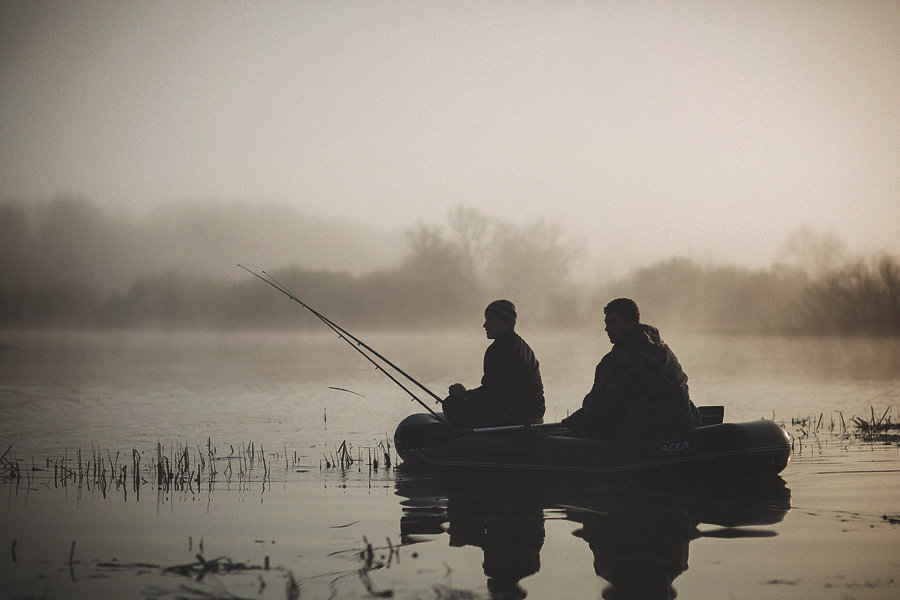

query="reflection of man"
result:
[570,507,695,600]
[396,479,545,600]
[447,497,545,600]
[443,299,545,428]
[563,298,700,437]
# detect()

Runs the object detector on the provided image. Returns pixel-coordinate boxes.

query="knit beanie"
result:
[484,299,517,325]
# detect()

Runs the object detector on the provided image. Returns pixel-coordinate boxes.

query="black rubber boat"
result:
[394,412,791,480]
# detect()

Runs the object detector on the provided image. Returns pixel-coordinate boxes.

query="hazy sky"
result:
[2,1,898,276]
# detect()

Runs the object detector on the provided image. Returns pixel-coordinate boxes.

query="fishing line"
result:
[238,265,448,424]
[260,269,446,405]
[267,279,308,329]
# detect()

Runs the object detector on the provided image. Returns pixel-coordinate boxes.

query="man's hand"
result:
[448,383,467,399]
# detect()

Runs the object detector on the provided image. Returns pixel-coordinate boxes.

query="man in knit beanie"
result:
[443,300,545,427]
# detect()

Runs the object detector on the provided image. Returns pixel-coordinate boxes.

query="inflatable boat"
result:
[394,412,791,480]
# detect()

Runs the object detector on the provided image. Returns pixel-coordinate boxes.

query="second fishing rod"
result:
[238,265,449,423]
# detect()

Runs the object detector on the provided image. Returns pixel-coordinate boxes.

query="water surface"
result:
[1,329,899,599]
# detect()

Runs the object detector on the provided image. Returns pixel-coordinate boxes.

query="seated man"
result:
[442,299,545,428]
[562,298,700,438]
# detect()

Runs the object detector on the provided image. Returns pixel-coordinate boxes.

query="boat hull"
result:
[394,413,791,480]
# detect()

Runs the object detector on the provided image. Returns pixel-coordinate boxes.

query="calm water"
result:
[1,329,899,599]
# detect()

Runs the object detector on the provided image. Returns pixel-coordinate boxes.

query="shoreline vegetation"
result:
[1,407,895,495]
[1,197,898,335]
[0,437,397,499]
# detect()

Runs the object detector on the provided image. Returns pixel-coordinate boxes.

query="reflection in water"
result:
[570,502,692,599]
[397,475,790,599]
[447,496,544,599]
[399,482,544,599]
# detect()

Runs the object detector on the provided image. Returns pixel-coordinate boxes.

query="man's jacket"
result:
[465,329,545,423]
[563,323,700,437]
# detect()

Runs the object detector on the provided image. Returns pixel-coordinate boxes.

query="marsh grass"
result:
[1,437,401,599]
[2,408,893,493]
[319,436,397,473]
[781,406,898,454]
[3,406,894,494]
[1,433,401,502]
[0,443,17,484]
[851,406,899,443]
[2,439,283,500]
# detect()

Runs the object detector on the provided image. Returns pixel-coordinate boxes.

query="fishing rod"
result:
[259,268,447,405]
[238,265,449,423]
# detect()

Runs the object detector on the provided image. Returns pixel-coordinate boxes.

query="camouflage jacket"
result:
[563,324,700,437]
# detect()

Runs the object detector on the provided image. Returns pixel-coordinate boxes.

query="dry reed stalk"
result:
[156,443,163,486]
[259,444,269,482]
[207,437,216,477]
[379,439,392,469]
[286,569,300,600]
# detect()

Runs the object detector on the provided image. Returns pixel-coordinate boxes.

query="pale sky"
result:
[2,1,898,276]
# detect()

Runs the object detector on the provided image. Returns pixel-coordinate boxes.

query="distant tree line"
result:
[596,255,900,336]
[1,198,898,336]
[799,254,900,336]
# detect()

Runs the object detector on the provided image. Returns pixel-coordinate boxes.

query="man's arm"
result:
[448,383,467,399]
[562,356,626,434]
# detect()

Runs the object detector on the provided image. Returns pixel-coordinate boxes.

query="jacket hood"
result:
[620,323,665,350]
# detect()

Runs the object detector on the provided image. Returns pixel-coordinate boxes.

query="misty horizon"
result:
[2,3,898,283]
[2,195,897,336]
[0,195,875,293]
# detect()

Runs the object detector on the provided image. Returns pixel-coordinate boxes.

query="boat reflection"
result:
[396,474,791,599]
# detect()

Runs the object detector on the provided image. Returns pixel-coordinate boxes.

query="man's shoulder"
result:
[492,330,539,361]
[606,339,665,372]
[486,330,518,355]
[494,329,527,346]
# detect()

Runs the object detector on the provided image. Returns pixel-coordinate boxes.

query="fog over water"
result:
[0,197,401,293]
[2,195,898,337]
[2,2,899,283]
[4,8,900,598]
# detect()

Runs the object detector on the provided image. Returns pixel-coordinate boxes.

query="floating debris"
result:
[164,554,266,580]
